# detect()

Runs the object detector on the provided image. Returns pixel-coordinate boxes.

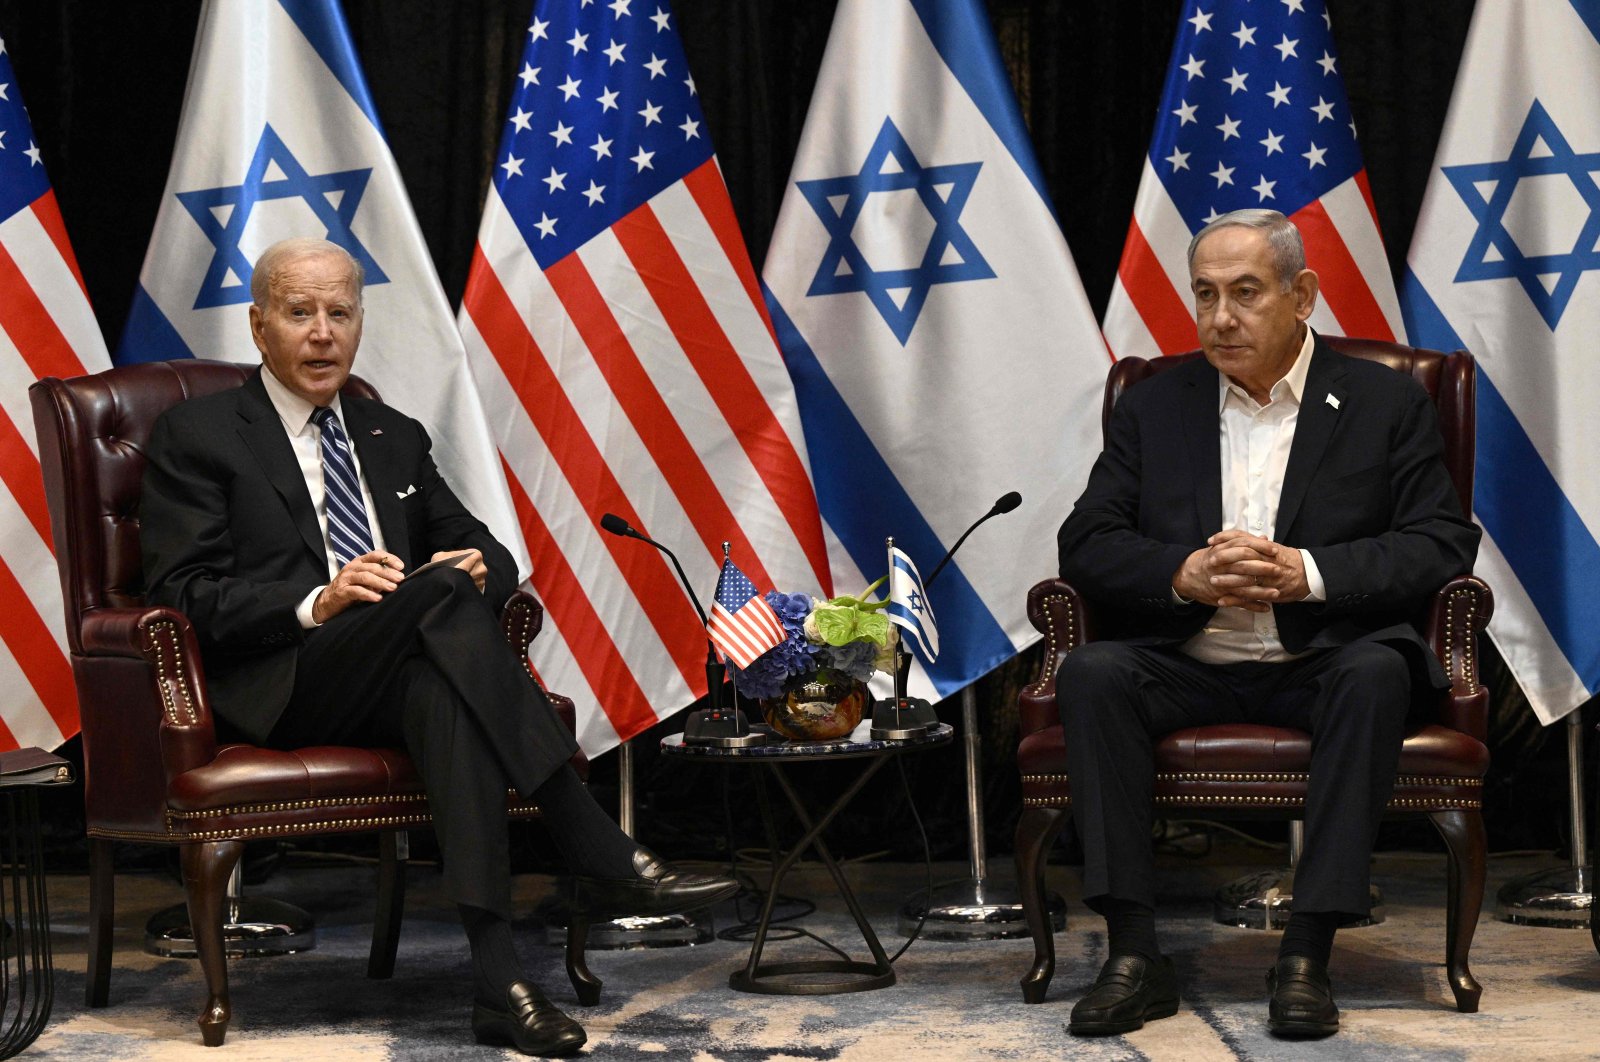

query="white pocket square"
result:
[396,484,417,499]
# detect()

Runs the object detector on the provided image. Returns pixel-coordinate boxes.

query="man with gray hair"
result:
[1054,210,1479,1038]
[141,237,736,1056]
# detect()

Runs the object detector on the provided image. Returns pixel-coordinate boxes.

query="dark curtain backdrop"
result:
[5,0,1583,862]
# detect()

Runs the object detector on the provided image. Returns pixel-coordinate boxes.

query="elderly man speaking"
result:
[1054,210,1480,1038]
[140,237,736,1056]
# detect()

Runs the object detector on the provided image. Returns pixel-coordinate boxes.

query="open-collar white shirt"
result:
[1181,327,1327,665]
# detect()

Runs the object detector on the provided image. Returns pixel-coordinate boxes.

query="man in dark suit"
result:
[1054,210,1480,1039]
[141,237,736,1057]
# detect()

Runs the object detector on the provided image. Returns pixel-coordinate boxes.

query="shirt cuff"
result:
[1170,587,1192,605]
[1299,549,1326,602]
[296,586,327,629]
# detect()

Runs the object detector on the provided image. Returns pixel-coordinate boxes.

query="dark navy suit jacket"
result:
[140,367,516,743]
[1057,333,1482,697]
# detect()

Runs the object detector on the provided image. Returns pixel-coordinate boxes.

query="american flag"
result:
[459,0,829,755]
[706,558,786,670]
[1102,0,1405,358]
[0,37,112,751]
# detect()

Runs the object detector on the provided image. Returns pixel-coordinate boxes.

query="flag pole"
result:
[1495,708,1594,927]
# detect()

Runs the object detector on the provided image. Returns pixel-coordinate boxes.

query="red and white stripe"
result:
[707,596,786,670]
[460,159,830,755]
[0,190,112,751]
[1102,159,1405,359]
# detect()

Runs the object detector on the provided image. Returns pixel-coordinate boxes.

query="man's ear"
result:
[248,304,266,355]
[1292,269,1320,323]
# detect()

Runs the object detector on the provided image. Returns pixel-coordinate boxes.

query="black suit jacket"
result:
[140,368,518,742]
[1057,333,1481,694]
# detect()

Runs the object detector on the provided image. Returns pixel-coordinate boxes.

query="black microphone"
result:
[597,513,762,746]
[925,491,1022,588]
[599,512,709,628]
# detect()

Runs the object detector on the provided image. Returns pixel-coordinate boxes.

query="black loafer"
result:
[471,980,586,1057]
[569,848,740,919]
[1267,955,1340,1038]
[1068,954,1180,1036]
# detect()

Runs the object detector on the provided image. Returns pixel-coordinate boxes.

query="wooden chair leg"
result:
[1014,804,1069,1004]
[86,837,115,1008]
[565,913,602,1006]
[367,830,407,979]
[1430,808,1485,1013]
[181,840,245,1047]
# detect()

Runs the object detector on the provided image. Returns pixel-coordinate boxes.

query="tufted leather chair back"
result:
[1103,338,1475,517]
[31,360,379,652]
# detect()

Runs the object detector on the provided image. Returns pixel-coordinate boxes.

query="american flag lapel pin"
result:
[369,428,383,435]
[1326,393,1340,410]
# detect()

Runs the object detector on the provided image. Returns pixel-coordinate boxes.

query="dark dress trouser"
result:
[1058,638,1411,919]
[267,565,579,918]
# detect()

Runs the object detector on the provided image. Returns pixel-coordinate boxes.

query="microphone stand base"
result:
[870,697,938,741]
[681,709,768,748]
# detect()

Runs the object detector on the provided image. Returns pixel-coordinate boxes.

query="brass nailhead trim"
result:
[1022,795,1482,810]
[147,620,198,726]
[167,792,430,820]
[1022,593,1076,697]
[1022,772,1481,788]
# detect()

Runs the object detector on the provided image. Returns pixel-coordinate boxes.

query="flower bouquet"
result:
[731,579,896,741]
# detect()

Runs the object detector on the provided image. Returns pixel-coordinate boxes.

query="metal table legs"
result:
[0,787,54,1059]
[731,756,898,994]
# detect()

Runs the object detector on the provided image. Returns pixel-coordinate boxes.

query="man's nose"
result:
[1212,297,1238,329]
[308,312,333,340]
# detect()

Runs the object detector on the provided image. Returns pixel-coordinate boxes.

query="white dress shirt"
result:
[259,365,385,627]
[1181,328,1327,665]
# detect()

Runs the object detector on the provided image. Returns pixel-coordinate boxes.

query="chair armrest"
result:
[500,590,589,778]
[1423,575,1494,743]
[1019,579,1095,740]
[500,590,545,661]
[77,606,220,792]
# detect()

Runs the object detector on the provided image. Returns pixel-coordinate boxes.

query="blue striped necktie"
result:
[312,406,375,567]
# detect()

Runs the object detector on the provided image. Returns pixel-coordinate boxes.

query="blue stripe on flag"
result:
[1401,268,1600,693]
[887,601,932,649]
[276,0,384,134]
[1567,0,1600,48]
[906,0,1055,215]
[113,284,196,364]
[764,284,1013,697]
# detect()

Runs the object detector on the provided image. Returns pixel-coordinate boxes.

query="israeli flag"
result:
[1401,0,1600,725]
[762,0,1107,700]
[887,546,939,663]
[115,0,528,577]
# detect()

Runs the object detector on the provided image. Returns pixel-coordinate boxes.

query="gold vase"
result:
[759,668,870,741]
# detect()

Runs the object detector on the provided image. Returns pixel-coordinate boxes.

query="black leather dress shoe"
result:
[1068,954,1180,1036]
[569,848,740,919]
[1267,955,1340,1038]
[472,981,586,1057]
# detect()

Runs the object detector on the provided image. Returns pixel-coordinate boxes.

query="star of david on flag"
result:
[763,0,1108,703]
[1103,0,1405,359]
[115,0,527,582]
[887,546,938,663]
[176,124,387,310]
[798,117,994,345]
[1441,100,1600,330]
[0,33,114,751]
[1402,0,1600,726]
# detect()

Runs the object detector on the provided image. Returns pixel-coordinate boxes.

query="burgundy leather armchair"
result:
[1014,337,1492,1013]
[30,360,595,1046]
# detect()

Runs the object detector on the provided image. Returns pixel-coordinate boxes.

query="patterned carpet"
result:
[20,847,1600,1060]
